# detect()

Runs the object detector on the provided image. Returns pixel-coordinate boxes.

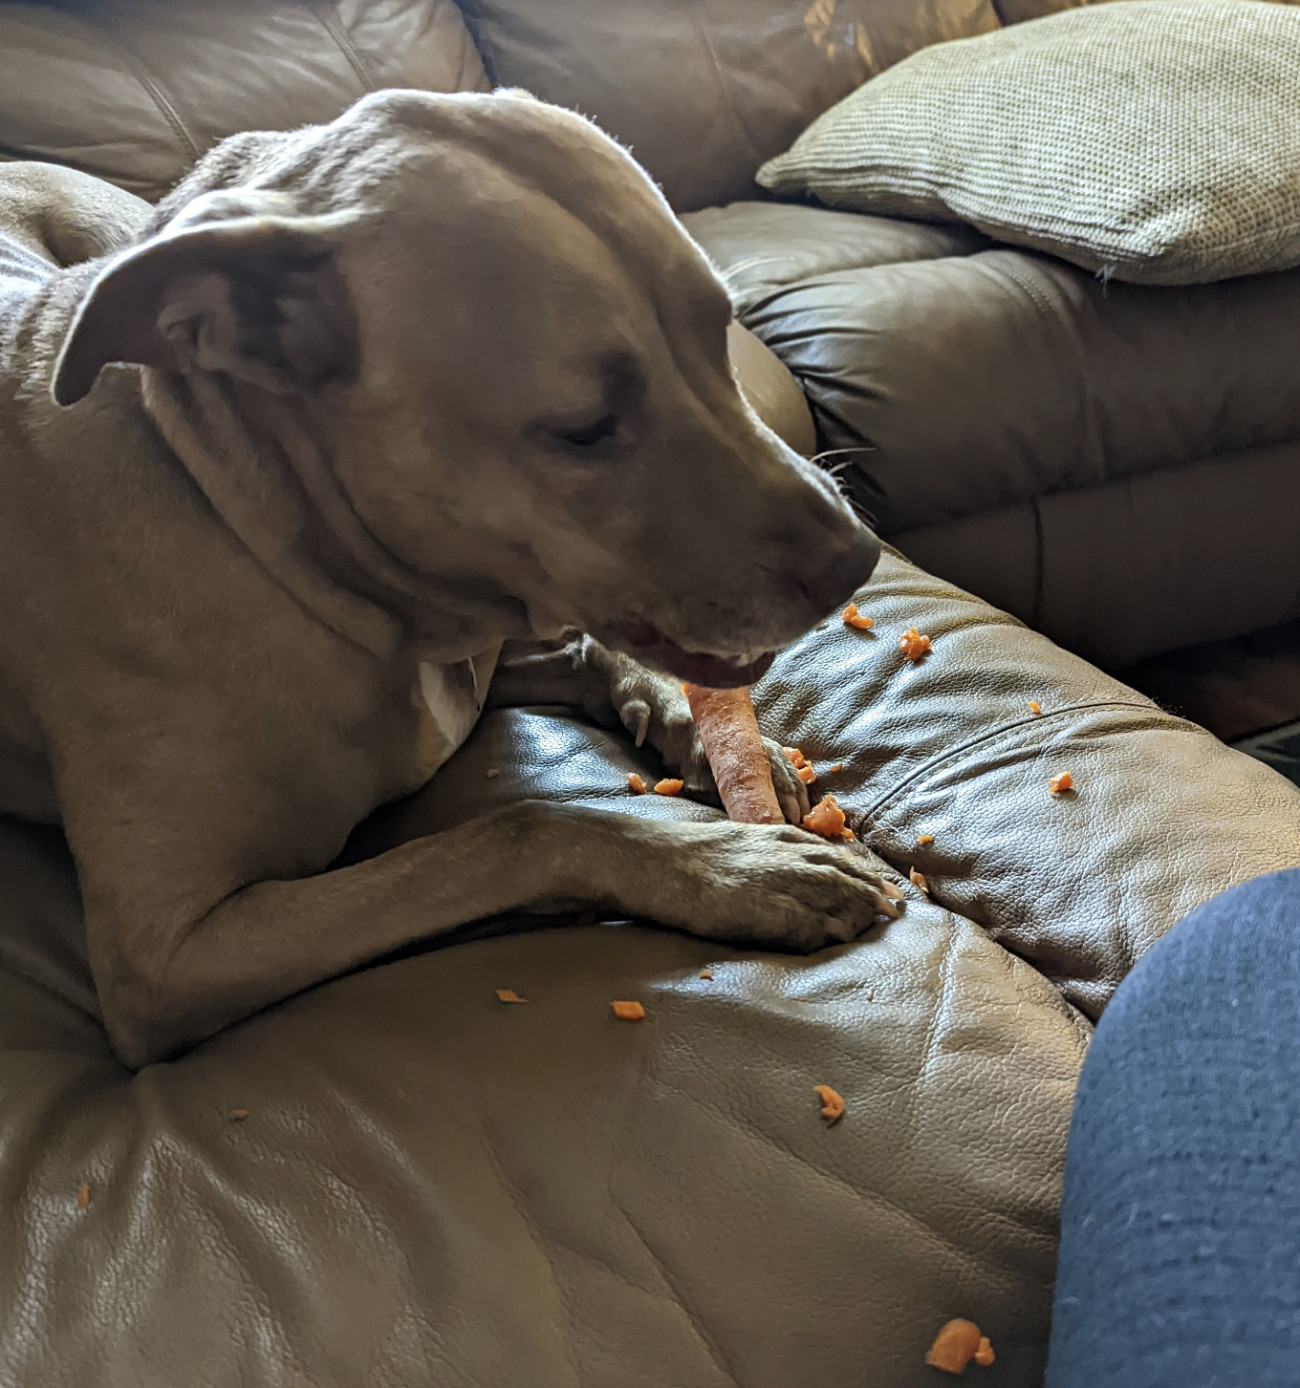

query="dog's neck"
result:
[139,369,498,667]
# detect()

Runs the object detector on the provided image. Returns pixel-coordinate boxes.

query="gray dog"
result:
[0,89,899,1068]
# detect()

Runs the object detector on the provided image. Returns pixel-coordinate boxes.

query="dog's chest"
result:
[408,642,501,784]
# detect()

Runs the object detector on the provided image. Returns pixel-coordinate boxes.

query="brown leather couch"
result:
[2,3,1299,1385]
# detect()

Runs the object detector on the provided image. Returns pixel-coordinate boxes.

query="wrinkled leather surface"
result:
[685,201,1300,666]
[0,1,488,200]
[455,0,1001,211]
[5,549,1300,1386]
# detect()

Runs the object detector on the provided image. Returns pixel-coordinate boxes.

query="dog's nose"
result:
[793,530,882,617]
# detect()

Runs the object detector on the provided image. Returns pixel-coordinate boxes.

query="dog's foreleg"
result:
[89,799,899,1067]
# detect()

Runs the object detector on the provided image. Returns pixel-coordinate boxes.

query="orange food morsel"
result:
[827,762,843,774]
[495,988,528,1004]
[1028,700,1042,715]
[698,968,714,980]
[1049,771,1074,794]
[909,866,930,894]
[797,764,817,785]
[841,603,874,630]
[76,1183,90,1210]
[975,1338,996,1367]
[230,1109,249,1121]
[898,627,931,662]
[653,778,684,796]
[782,745,807,769]
[916,833,935,846]
[626,773,647,794]
[840,827,856,841]
[925,1320,984,1374]
[611,1000,646,1021]
[685,684,785,824]
[802,794,847,839]
[813,1083,845,1124]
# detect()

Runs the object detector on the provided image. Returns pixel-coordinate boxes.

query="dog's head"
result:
[52,89,879,686]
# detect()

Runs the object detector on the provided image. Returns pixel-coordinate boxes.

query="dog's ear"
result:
[51,208,357,406]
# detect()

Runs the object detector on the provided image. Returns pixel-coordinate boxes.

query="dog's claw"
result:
[620,698,652,748]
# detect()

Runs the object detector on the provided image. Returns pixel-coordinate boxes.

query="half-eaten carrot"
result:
[683,684,784,824]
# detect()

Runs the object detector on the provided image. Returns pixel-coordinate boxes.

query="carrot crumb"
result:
[925,1320,987,1374]
[898,627,931,661]
[782,745,808,769]
[813,1084,845,1124]
[76,1183,90,1210]
[495,988,528,1004]
[797,764,817,785]
[1028,701,1042,715]
[1048,772,1074,794]
[698,968,714,980]
[230,1109,249,1121]
[827,762,843,773]
[653,778,684,796]
[802,794,847,839]
[909,866,930,894]
[627,772,647,794]
[840,827,856,841]
[916,833,935,846]
[975,1338,996,1367]
[611,1000,645,1021]
[841,603,873,630]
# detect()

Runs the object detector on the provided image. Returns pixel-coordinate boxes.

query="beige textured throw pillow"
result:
[756,0,1300,286]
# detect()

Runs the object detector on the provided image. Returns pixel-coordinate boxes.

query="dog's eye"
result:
[555,414,619,448]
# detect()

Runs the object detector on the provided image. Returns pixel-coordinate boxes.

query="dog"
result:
[0,89,898,1069]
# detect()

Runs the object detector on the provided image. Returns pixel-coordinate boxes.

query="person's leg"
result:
[1046,867,1300,1388]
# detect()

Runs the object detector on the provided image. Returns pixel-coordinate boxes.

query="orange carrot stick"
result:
[683,684,784,825]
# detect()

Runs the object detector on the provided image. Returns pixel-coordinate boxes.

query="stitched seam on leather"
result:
[89,22,200,163]
[309,1,375,92]
[1030,495,1045,629]
[477,1131,585,1386]
[684,10,766,169]
[985,253,1109,489]
[861,698,1173,821]
[608,1192,744,1387]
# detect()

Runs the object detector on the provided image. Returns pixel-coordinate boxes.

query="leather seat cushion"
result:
[683,200,1300,536]
[4,548,1298,1386]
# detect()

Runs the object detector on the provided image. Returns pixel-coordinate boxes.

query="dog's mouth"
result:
[609,618,776,688]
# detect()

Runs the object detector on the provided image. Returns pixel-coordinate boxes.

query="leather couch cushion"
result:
[684,201,1300,664]
[453,0,1001,212]
[0,0,488,201]
[5,548,1298,1386]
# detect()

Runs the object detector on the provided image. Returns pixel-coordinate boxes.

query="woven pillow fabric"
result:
[756,0,1300,286]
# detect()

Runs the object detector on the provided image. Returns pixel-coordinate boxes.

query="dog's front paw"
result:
[652,821,905,951]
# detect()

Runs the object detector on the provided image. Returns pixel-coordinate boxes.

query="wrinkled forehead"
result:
[329,96,730,335]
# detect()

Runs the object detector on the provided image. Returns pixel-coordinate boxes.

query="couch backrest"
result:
[0,0,1007,209]
[0,0,489,202]
[456,0,1003,211]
